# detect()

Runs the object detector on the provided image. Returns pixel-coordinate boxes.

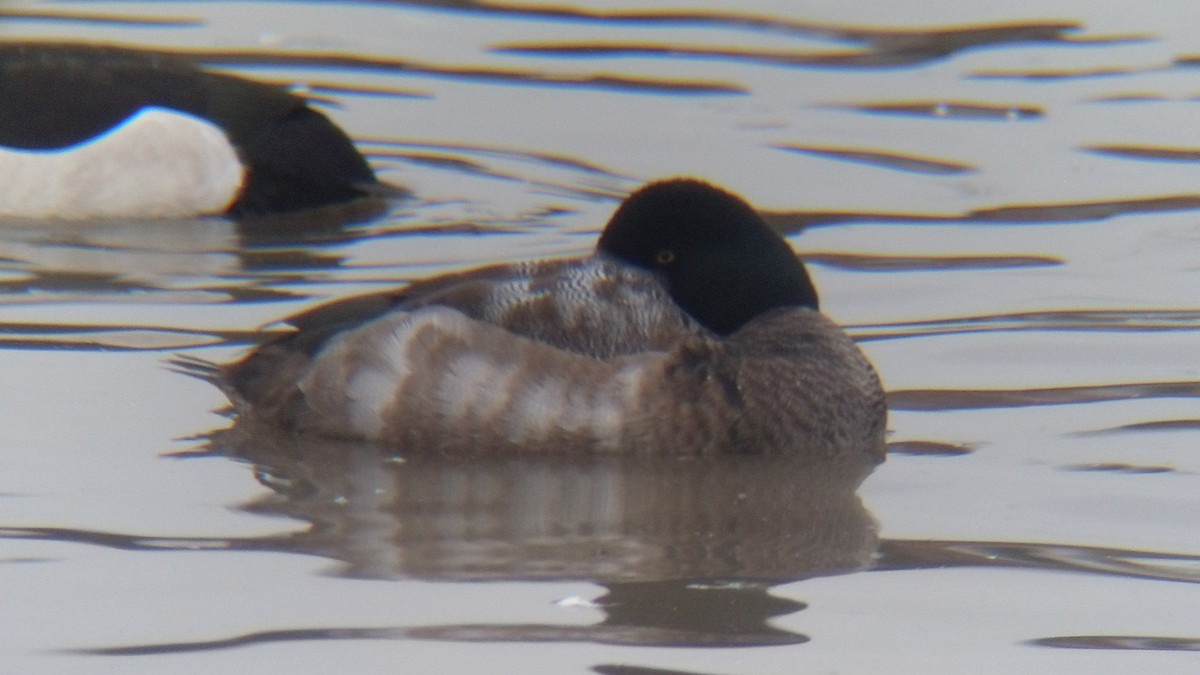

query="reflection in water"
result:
[191,427,879,648]
[12,493,1200,654]
[0,195,389,269]
[0,212,405,350]
[73,577,810,654]
[213,428,881,581]
[406,580,809,647]
[44,427,881,653]
[234,196,397,249]
[23,520,1200,655]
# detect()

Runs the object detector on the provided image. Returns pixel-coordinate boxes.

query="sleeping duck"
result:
[211,179,886,457]
[0,42,377,219]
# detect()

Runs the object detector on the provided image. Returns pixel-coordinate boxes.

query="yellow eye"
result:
[656,249,676,265]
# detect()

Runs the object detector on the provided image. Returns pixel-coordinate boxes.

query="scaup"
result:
[0,43,378,219]
[202,179,886,456]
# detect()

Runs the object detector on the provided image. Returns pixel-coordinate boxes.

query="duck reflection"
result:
[208,426,880,647]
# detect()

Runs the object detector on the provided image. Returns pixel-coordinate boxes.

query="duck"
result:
[0,42,378,219]
[206,178,886,458]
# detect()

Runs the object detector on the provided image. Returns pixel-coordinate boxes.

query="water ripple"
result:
[184,48,745,95]
[808,252,1058,272]
[876,539,1200,585]
[0,8,200,27]
[489,19,1094,69]
[774,145,975,175]
[1084,145,1200,162]
[0,324,242,351]
[68,626,406,656]
[887,440,976,456]
[1088,419,1200,433]
[857,309,1200,341]
[765,194,1200,232]
[888,381,1200,411]
[844,101,1042,120]
[970,67,1143,81]
[1030,635,1200,651]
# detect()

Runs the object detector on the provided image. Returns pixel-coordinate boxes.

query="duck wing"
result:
[226,256,700,414]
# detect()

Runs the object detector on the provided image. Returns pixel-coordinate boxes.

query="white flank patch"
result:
[345,367,403,439]
[332,307,476,439]
[506,378,566,444]
[341,311,424,439]
[437,353,517,423]
[0,106,244,219]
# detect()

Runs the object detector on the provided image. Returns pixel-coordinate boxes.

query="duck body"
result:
[221,179,886,459]
[0,43,377,219]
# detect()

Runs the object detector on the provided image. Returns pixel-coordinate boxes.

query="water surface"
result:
[1,1,1198,673]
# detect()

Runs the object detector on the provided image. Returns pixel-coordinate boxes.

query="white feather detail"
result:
[437,353,519,424]
[0,106,244,219]
[299,304,649,446]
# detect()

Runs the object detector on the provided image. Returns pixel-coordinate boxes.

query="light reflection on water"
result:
[1,0,1200,672]
[48,429,880,652]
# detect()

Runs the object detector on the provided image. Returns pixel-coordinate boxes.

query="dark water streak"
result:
[807,252,1059,272]
[857,309,1200,342]
[888,380,1200,411]
[8,526,1190,583]
[163,48,746,95]
[773,145,975,175]
[1030,634,1200,652]
[9,524,1194,655]
[69,578,810,656]
[0,8,200,26]
[765,193,1200,233]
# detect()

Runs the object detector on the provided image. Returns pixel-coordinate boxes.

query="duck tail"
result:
[167,353,233,392]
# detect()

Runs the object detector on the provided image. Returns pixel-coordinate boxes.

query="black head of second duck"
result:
[598,179,819,335]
